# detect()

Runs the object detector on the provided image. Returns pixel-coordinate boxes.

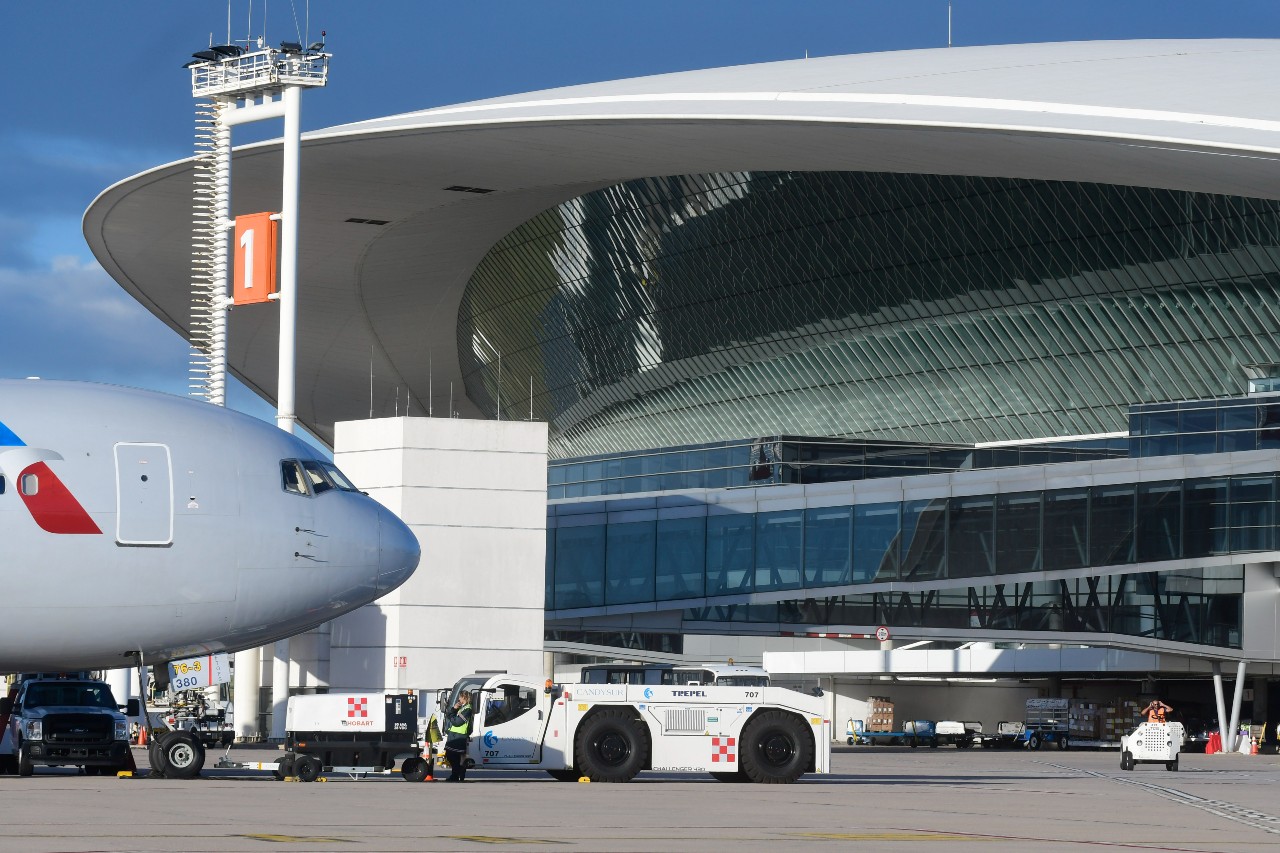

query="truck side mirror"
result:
[125,699,141,716]
[0,697,12,715]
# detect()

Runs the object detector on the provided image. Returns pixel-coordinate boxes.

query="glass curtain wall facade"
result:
[457,172,1280,459]
[546,468,1272,647]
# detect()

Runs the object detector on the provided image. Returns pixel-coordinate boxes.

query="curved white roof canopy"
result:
[84,39,1280,445]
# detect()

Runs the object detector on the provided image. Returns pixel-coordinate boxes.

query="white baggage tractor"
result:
[1120,721,1184,771]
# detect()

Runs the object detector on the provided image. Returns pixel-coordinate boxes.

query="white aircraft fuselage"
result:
[0,379,420,672]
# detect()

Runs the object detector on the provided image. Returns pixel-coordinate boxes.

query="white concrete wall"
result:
[330,416,548,692]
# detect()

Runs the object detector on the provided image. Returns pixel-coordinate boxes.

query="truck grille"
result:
[45,714,113,745]
[665,709,706,733]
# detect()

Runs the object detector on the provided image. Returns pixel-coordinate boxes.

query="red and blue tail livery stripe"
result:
[0,417,102,535]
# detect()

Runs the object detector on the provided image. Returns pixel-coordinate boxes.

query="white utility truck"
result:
[1120,721,1185,771]
[427,672,830,783]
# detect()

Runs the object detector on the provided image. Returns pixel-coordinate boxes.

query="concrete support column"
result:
[103,667,135,723]
[234,649,262,741]
[1227,660,1248,752]
[1212,661,1229,751]
[270,639,290,740]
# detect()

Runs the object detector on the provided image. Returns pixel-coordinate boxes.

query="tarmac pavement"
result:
[0,743,1277,852]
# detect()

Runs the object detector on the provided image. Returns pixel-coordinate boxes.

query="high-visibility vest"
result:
[448,704,472,736]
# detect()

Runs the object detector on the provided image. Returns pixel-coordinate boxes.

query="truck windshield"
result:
[24,683,118,709]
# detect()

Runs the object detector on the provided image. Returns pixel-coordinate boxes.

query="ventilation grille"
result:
[665,709,706,733]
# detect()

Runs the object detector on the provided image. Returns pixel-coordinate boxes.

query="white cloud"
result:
[0,255,190,391]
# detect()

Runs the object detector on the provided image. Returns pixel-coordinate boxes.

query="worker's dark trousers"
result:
[445,746,467,781]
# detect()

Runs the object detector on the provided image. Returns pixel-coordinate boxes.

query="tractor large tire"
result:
[1121,750,1135,771]
[711,769,750,782]
[546,768,580,782]
[574,709,648,783]
[739,710,813,784]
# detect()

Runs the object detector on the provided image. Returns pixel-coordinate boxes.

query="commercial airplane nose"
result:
[377,508,420,592]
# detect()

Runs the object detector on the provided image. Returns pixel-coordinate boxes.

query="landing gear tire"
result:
[401,757,429,783]
[157,731,205,779]
[294,755,322,783]
[148,737,167,777]
[1166,756,1179,772]
[739,710,813,784]
[1121,750,1135,771]
[575,709,648,783]
[546,768,580,782]
[17,743,34,777]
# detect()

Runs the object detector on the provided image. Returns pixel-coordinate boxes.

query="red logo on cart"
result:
[711,736,736,763]
[347,697,369,718]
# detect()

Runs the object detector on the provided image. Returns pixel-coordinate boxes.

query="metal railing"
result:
[191,49,328,97]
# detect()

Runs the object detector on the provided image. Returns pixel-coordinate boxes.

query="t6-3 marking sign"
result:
[233,212,279,305]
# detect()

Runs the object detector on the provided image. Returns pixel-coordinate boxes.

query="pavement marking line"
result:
[804,828,1254,851]
[237,834,354,843]
[1037,761,1280,837]
[445,836,564,845]
[798,832,988,841]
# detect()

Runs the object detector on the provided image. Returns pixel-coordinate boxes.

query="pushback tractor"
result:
[426,672,831,783]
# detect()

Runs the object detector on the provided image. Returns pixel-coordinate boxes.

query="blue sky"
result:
[3,0,1280,421]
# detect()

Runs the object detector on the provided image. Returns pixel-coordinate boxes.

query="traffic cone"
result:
[1251,736,1259,756]
[137,726,147,747]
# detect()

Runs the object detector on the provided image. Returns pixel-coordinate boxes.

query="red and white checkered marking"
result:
[711,736,736,763]
[347,696,369,718]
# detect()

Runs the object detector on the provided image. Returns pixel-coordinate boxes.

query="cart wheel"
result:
[1166,756,1178,772]
[1121,750,1134,771]
[1027,733,1042,751]
[1057,735,1070,751]
[847,737,855,746]
[401,757,429,783]
[294,755,322,783]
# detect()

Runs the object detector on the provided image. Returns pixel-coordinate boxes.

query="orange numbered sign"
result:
[233,212,279,305]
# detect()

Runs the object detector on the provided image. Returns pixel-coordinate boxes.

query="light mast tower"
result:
[185,38,329,742]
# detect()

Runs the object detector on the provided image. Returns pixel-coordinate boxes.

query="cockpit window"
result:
[281,460,308,495]
[301,460,333,494]
[320,462,360,492]
[0,474,5,494]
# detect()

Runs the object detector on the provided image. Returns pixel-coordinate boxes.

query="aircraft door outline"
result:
[114,442,173,546]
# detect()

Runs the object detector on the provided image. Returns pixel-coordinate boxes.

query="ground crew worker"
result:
[444,690,474,782]
[1142,699,1172,723]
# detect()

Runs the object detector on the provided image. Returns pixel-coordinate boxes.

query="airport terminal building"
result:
[87,39,1280,735]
